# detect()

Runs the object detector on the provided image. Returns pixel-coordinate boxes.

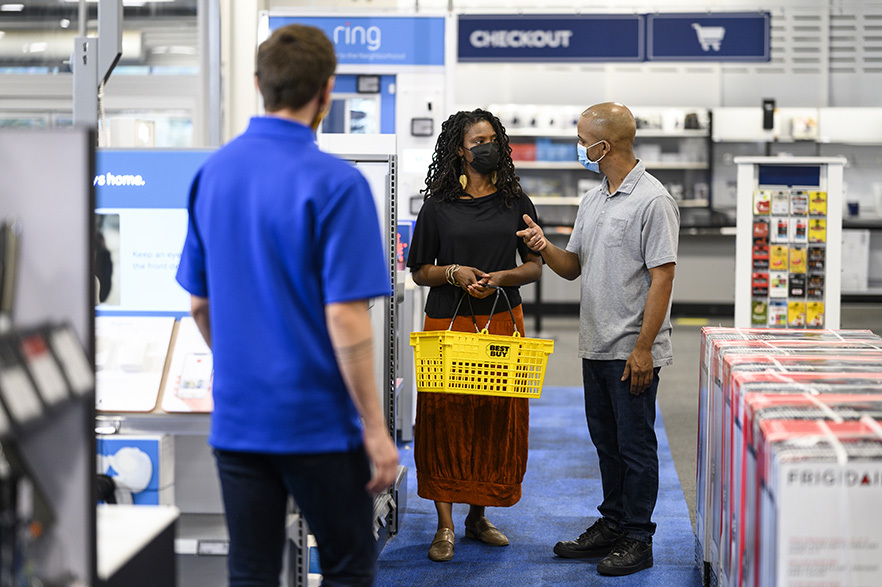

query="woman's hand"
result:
[468,272,501,299]
[452,265,489,293]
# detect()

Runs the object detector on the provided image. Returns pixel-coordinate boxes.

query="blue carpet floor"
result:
[376,386,702,586]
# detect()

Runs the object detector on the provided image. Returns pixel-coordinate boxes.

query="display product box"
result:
[694,327,880,582]
[97,434,174,505]
[755,419,882,587]
[509,142,536,161]
[739,394,882,587]
[712,350,882,585]
[396,220,415,272]
[725,370,882,586]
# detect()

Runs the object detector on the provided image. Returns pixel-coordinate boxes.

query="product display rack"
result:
[734,157,846,329]
[494,106,714,332]
[498,105,713,215]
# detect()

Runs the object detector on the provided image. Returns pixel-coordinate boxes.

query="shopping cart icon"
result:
[692,23,726,52]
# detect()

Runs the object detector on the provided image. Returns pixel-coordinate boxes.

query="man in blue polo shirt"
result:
[176,24,398,587]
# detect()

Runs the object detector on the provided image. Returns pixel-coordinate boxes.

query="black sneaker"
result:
[553,519,625,558]
[597,536,653,576]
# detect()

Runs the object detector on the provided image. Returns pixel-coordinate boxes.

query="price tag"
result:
[197,540,229,556]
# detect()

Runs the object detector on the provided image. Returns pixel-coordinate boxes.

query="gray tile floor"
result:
[532,304,882,532]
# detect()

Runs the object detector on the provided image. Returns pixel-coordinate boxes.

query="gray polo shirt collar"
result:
[599,160,646,198]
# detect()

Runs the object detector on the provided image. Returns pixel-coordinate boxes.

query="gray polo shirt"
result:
[566,160,679,365]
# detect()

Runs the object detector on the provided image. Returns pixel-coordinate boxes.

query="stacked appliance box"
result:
[695,327,882,586]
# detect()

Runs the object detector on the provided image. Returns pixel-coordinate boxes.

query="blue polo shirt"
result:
[176,116,391,454]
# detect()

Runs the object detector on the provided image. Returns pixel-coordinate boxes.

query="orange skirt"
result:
[414,304,529,507]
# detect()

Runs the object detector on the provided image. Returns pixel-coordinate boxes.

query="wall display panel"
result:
[734,157,845,329]
[95,150,212,317]
[95,149,395,418]
[94,150,211,415]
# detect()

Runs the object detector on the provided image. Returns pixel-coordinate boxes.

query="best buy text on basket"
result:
[410,326,554,399]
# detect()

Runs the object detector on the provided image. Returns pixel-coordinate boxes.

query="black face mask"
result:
[467,143,501,175]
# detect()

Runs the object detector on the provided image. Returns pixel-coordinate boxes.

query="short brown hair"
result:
[256,24,337,112]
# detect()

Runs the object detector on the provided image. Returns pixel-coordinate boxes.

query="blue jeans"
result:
[214,447,376,587]
[582,359,660,542]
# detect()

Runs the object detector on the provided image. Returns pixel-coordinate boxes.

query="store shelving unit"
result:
[499,106,713,211]
[505,107,714,295]
[713,107,882,306]
[733,156,846,329]
[492,106,714,329]
[1,127,97,585]
[512,159,709,171]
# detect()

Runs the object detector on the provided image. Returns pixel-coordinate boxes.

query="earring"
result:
[459,174,468,190]
[491,170,498,185]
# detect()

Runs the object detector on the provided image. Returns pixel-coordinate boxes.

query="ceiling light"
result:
[1,4,25,11]
[25,42,48,54]
[61,0,175,3]
[152,45,197,56]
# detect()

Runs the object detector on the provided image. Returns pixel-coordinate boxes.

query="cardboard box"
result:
[719,358,882,584]
[695,327,881,584]
[756,419,882,586]
[728,372,882,586]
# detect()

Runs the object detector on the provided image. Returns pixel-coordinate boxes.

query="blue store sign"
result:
[268,16,445,66]
[457,15,644,62]
[95,150,212,209]
[647,12,770,61]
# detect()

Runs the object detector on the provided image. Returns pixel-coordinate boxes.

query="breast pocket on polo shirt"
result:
[602,217,628,248]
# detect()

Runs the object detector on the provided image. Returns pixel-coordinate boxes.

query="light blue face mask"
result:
[577,140,606,173]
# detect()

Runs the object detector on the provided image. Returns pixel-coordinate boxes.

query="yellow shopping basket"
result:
[410,287,554,399]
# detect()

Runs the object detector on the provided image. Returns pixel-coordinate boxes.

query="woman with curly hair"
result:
[406,108,543,562]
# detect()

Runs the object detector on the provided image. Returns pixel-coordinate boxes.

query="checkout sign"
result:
[458,12,770,63]
[458,15,644,62]
[647,13,771,61]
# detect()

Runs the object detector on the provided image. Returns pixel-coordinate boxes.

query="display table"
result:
[97,504,180,586]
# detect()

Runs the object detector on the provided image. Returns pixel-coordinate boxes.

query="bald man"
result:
[518,102,679,576]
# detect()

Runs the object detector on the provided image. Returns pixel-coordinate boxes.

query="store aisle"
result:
[376,386,702,586]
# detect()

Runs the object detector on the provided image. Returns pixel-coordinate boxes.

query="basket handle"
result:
[447,285,519,337]
[448,290,481,333]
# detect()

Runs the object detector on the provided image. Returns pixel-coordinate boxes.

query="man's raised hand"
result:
[517,214,548,252]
